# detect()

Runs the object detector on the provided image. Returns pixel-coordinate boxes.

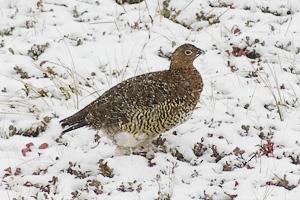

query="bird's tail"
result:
[60,119,88,133]
[59,107,90,133]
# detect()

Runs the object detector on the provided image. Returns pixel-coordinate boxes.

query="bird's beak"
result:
[197,48,205,56]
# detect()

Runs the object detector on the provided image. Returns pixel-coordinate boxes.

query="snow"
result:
[1,0,300,199]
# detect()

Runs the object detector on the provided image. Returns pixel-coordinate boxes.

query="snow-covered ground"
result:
[1,0,300,199]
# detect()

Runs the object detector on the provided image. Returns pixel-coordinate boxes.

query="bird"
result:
[60,44,205,148]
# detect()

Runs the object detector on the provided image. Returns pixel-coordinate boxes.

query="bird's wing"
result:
[86,70,192,126]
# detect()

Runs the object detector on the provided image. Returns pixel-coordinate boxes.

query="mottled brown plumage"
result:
[60,44,204,147]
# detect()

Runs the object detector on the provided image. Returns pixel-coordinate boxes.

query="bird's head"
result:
[170,44,205,70]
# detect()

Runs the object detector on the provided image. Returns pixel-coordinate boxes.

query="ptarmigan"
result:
[60,44,204,148]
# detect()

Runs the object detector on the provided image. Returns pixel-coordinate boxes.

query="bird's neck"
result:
[170,60,195,70]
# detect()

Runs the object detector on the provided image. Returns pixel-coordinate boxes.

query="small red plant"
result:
[261,140,274,156]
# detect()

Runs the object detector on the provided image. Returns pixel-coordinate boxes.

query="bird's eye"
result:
[184,50,192,55]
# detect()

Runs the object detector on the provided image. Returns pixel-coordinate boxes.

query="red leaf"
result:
[26,142,34,148]
[40,61,47,67]
[233,28,240,34]
[225,192,238,199]
[4,167,12,174]
[21,149,26,156]
[21,148,31,157]
[14,167,21,175]
[38,143,49,149]
[238,50,245,57]
[246,164,254,169]
[232,47,240,54]
[24,181,33,187]
[235,181,239,187]
[207,133,213,137]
